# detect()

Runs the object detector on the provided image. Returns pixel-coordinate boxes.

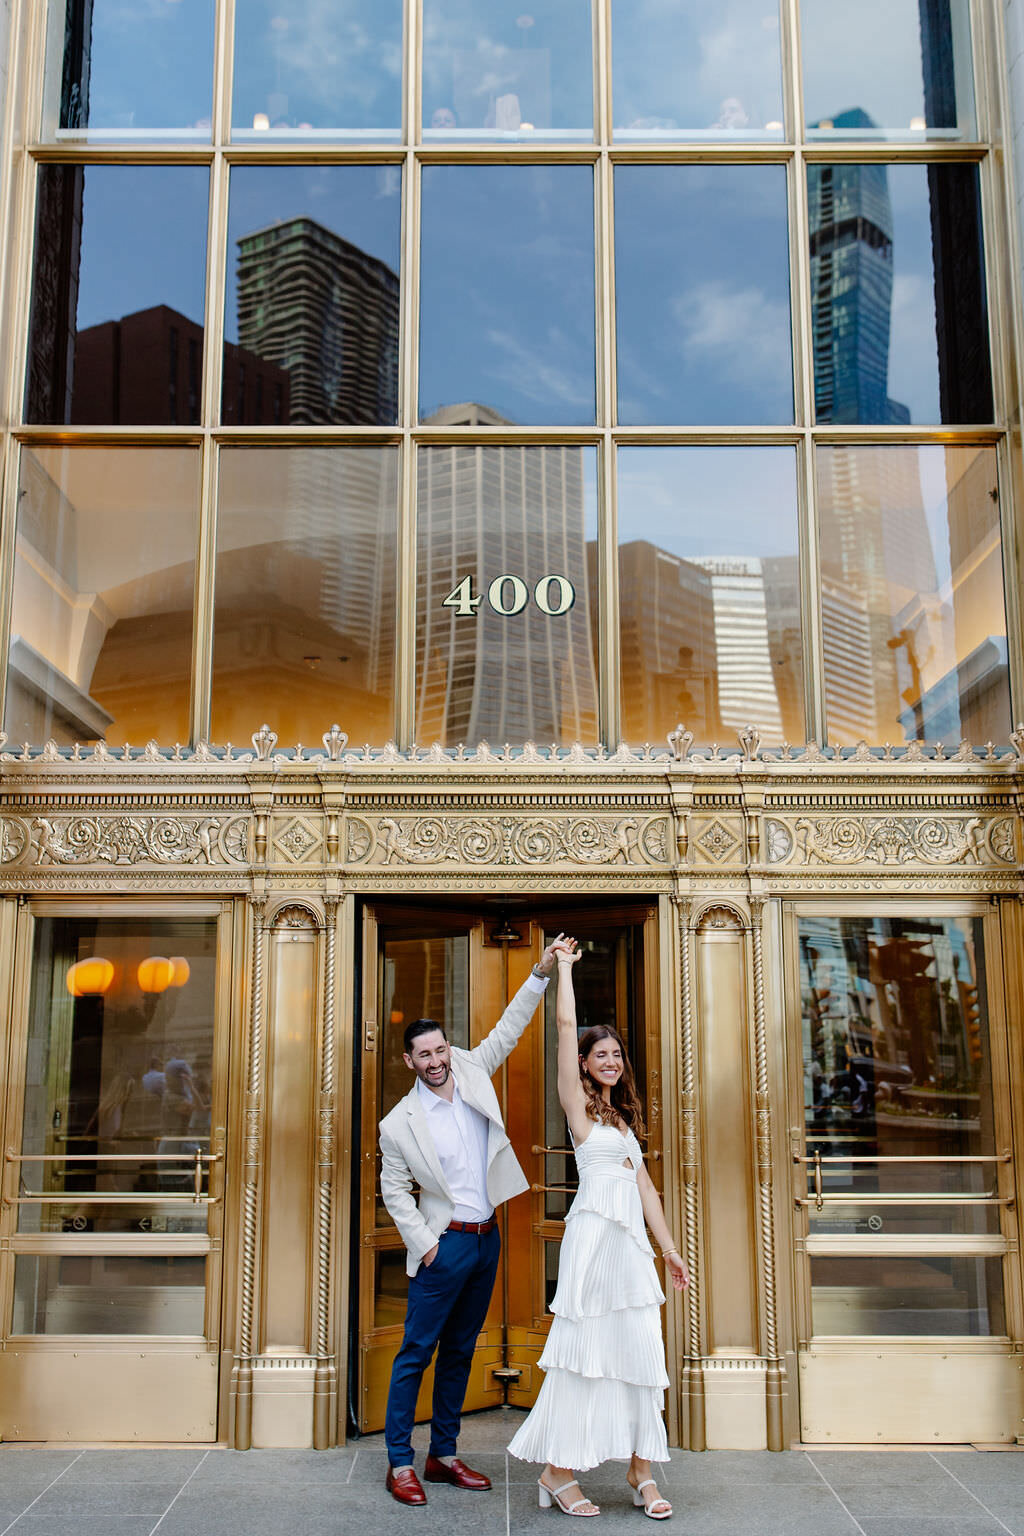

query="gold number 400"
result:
[442,574,576,617]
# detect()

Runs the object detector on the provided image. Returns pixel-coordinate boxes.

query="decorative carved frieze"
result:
[9,813,250,866]
[762,814,1018,867]
[345,814,671,867]
[272,816,322,864]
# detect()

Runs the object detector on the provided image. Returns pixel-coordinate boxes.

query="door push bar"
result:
[5,1148,223,1205]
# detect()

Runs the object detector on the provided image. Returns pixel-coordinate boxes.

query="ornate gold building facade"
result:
[0,0,1022,1451]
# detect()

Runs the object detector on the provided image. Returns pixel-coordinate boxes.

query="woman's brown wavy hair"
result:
[577,1025,646,1138]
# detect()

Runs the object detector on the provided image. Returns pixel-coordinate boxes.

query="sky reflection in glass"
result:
[53,0,215,137]
[419,166,595,425]
[802,0,975,140]
[615,165,792,424]
[423,0,593,140]
[26,165,209,425]
[612,0,784,139]
[232,0,403,139]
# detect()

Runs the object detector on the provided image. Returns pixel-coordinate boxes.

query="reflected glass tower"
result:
[235,217,399,424]
[808,110,910,425]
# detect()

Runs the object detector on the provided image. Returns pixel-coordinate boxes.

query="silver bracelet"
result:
[531,963,548,979]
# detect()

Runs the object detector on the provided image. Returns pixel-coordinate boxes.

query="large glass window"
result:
[211,447,399,745]
[423,0,593,141]
[802,0,975,141]
[808,163,992,424]
[614,166,793,424]
[419,165,595,425]
[4,447,199,747]
[611,0,784,140]
[817,445,1010,747]
[415,445,599,745]
[231,0,403,141]
[616,447,803,746]
[46,0,215,139]
[25,164,210,425]
[223,165,401,426]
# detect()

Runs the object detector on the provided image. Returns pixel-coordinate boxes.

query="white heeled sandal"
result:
[538,1478,600,1516]
[630,1478,672,1519]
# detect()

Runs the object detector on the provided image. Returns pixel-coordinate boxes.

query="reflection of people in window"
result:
[431,106,458,129]
[712,97,750,130]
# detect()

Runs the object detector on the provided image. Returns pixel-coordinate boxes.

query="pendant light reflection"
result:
[66,957,115,997]
[137,956,176,994]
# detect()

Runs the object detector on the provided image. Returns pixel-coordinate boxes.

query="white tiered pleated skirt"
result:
[508,1148,669,1470]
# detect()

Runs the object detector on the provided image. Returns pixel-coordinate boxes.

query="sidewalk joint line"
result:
[346,1448,360,1484]
[504,1449,511,1536]
[805,1453,870,1536]
[148,1447,211,1536]
[928,1450,1017,1535]
[0,1448,85,1536]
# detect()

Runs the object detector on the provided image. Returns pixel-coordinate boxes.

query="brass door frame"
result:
[355,899,664,1429]
[781,897,1022,1440]
[0,897,236,1439]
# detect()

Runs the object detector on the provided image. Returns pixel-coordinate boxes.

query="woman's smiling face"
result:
[583,1036,623,1088]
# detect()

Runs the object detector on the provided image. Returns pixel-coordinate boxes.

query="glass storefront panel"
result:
[415,445,599,745]
[611,0,784,141]
[25,164,210,426]
[808,163,992,424]
[231,0,403,141]
[19,915,218,1238]
[614,165,792,425]
[3,446,199,747]
[616,447,803,746]
[13,1253,207,1335]
[223,165,401,427]
[47,0,215,139]
[800,916,995,1197]
[817,446,1009,746]
[419,166,595,425]
[211,447,399,745]
[802,0,975,141]
[374,1250,410,1327]
[376,931,469,1226]
[423,0,593,141]
[810,1254,1004,1336]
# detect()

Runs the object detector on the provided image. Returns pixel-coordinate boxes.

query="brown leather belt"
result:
[445,1217,496,1234]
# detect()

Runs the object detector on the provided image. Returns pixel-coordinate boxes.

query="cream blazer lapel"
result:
[403,1083,450,1196]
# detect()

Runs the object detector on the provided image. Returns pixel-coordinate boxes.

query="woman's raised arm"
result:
[554,941,589,1139]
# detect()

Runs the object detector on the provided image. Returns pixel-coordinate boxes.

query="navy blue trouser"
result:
[385,1225,501,1468]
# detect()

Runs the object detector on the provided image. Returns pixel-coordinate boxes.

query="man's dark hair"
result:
[403,1017,448,1054]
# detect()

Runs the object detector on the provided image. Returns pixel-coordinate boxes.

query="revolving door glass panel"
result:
[799,914,1006,1337]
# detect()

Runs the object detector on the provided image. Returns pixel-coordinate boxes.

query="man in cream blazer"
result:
[379,934,569,1505]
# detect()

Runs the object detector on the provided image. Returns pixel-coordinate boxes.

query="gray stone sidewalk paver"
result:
[1,1413,1024,1534]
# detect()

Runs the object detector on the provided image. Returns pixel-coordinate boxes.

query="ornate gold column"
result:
[676,896,706,1450]
[231,895,267,1450]
[695,901,768,1449]
[749,897,784,1450]
[313,896,339,1448]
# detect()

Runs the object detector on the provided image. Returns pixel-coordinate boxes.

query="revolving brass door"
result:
[356,903,662,1433]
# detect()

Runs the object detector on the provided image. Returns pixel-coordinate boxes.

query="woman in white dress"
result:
[508,940,688,1518]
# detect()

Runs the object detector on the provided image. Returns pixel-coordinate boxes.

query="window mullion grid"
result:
[788,126,828,747]
[212,0,234,149]
[397,148,421,749]
[596,138,619,745]
[594,0,611,149]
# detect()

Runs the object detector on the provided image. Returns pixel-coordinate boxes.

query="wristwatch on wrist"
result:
[531,962,548,979]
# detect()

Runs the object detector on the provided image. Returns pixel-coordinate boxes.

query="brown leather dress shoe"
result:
[386,1466,428,1505]
[423,1454,492,1490]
